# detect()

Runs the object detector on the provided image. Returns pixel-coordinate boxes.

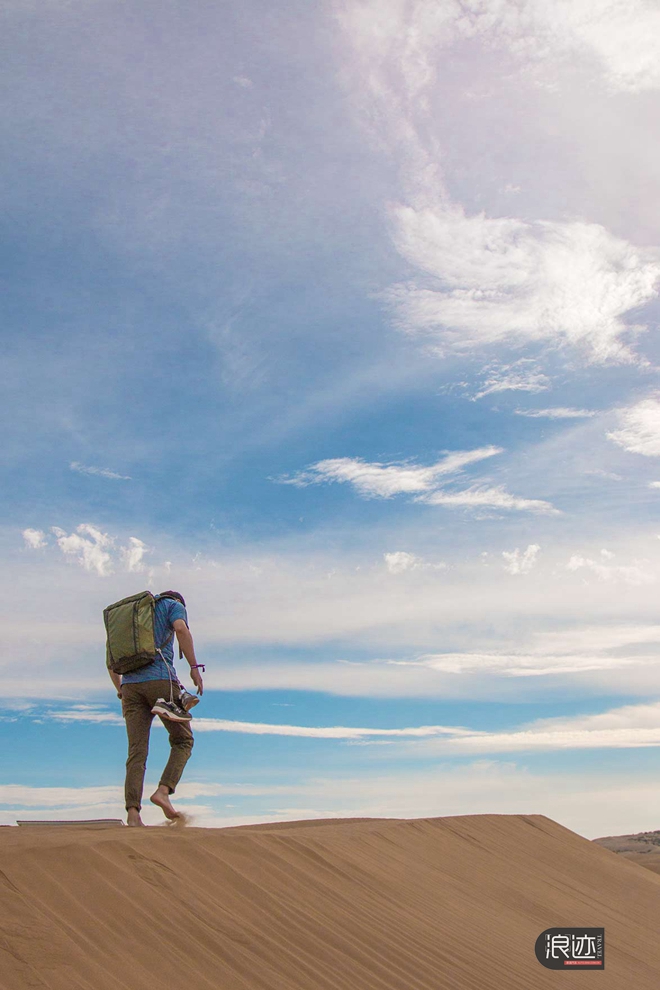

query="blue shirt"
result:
[121,597,188,683]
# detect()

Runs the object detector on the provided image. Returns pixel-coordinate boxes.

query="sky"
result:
[3,0,660,838]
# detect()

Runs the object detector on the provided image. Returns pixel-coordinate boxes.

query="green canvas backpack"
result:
[104,591,174,674]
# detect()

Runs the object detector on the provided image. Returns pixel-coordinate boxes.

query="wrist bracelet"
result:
[191,664,206,671]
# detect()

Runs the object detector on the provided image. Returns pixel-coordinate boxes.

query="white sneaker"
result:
[151,698,192,722]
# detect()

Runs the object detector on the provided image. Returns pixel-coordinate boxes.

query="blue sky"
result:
[4,0,660,836]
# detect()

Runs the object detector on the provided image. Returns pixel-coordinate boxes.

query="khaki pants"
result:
[121,680,194,812]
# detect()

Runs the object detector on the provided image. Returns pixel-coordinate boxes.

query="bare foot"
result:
[150,785,182,821]
[127,809,145,827]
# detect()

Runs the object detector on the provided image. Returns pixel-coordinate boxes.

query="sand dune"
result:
[2,814,660,989]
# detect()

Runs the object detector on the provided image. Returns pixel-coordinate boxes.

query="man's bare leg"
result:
[150,784,182,820]
[127,807,145,827]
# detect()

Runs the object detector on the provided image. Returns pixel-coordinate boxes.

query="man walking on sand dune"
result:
[106,591,204,826]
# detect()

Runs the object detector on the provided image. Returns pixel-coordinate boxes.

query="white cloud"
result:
[502,544,540,574]
[22,528,47,549]
[70,461,131,481]
[444,701,660,753]
[384,551,420,574]
[473,361,550,400]
[52,523,114,576]
[340,0,660,366]
[607,396,660,456]
[503,0,660,94]
[383,551,445,574]
[0,784,122,808]
[567,552,655,586]
[533,622,660,655]
[390,651,648,677]
[281,451,557,515]
[39,699,660,755]
[22,524,154,577]
[121,536,149,573]
[12,523,660,702]
[193,718,467,738]
[211,697,660,756]
[280,447,502,498]
[515,407,596,419]
[341,1,660,105]
[49,709,124,725]
[388,206,658,364]
[37,705,471,739]
[419,486,558,515]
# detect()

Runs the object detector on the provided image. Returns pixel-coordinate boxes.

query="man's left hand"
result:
[190,667,204,695]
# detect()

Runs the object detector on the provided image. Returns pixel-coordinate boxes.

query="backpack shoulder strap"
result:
[154,594,183,659]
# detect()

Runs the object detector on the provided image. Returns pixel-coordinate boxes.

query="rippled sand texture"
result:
[2,814,660,989]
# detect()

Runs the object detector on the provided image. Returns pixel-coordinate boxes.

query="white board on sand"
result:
[16,819,125,828]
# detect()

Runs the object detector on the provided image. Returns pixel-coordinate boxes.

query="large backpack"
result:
[104,591,175,674]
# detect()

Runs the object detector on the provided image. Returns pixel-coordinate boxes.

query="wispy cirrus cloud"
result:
[534,622,660,655]
[418,487,557,515]
[0,784,122,808]
[70,461,131,480]
[444,701,660,753]
[49,709,124,725]
[41,700,660,753]
[472,361,551,400]
[193,719,469,738]
[384,651,650,678]
[279,447,502,498]
[515,407,597,419]
[39,707,472,739]
[607,395,660,456]
[280,449,557,514]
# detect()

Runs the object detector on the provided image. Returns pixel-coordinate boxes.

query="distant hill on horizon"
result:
[594,827,660,876]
